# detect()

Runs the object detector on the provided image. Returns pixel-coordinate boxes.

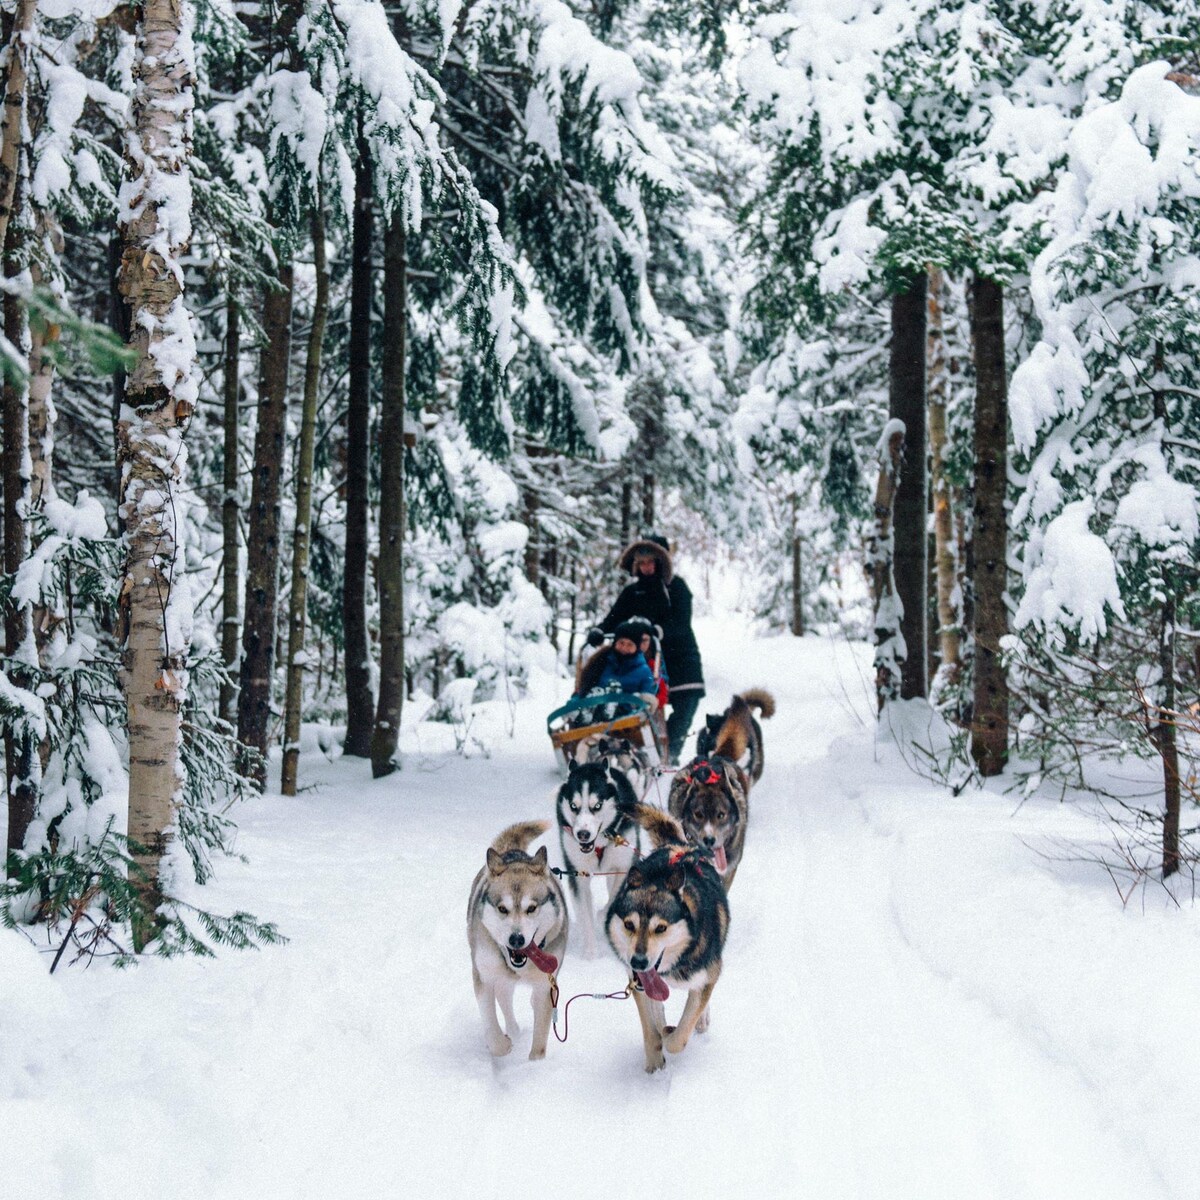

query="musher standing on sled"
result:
[587,534,705,764]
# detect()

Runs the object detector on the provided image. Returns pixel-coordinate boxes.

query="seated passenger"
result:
[590,620,659,710]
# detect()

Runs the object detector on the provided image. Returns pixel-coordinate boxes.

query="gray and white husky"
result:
[467,820,568,1060]
[556,759,639,958]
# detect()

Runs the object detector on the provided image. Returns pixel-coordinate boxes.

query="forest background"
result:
[1,0,1199,957]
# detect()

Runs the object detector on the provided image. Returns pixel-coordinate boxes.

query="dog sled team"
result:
[469,534,777,1072]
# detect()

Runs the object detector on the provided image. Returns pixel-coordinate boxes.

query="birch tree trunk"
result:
[343,138,375,757]
[0,0,35,258]
[969,274,1010,775]
[116,0,198,949]
[927,267,960,697]
[889,277,928,700]
[282,212,330,795]
[370,218,407,778]
[219,294,239,727]
[236,262,293,789]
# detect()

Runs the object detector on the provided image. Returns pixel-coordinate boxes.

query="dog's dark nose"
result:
[630,954,649,971]
[703,835,716,847]
[577,830,592,842]
[508,932,526,949]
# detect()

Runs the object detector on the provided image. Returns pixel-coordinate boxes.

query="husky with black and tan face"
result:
[556,759,639,958]
[669,755,749,893]
[606,806,730,1073]
[467,821,568,1060]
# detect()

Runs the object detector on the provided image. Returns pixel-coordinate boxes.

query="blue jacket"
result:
[595,649,657,697]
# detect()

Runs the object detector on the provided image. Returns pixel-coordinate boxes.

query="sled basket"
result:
[546,693,667,774]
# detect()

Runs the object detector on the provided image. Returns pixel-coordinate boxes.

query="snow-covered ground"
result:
[5,620,1199,1199]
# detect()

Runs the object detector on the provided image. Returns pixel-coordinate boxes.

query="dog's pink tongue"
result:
[713,844,728,873]
[523,942,558,974]
[636,968,670,1001]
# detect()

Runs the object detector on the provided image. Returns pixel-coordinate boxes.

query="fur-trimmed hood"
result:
[618,538,673,583]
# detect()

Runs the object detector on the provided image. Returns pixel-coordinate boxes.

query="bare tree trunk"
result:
[116,0,197,949]
[0,0,35,258]
[1159,593,1181,878]
[281,212,330,794]
[927,267,960,697]
[27,212,62,510]
[343,138,374,758]
[620,478,632,547]
[371,217,406,778]
[26,209,61,708]
[108,231,128,501]
[868,423,904,710]
[237,262,294,789]
[890,277,928,700]
[3,213,38,862]
[219,294,240,727]
[790,491,804,636]
[641,471,654,529]
[522,478,540,587]
[567,557,578,663]
[969,275,1010,775]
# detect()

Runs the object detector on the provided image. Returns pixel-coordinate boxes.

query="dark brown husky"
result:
[606,805,730,1073]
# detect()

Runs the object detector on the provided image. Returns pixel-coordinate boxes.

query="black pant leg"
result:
[666,691,702,764]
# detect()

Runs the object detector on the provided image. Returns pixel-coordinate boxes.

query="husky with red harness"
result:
[605,805,729,1073]
[668,755,750,893]
[556,759,640,958]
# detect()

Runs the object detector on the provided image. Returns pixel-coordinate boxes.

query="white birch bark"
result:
[0,0,36,258]
[116,0,198,949]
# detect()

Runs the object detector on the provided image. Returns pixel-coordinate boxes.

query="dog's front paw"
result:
[697,1008,710,1035]
[644,1049,666,1073]
[488,1033,513,1057]
[528,1045,546,1061]
[663,1026,690,1055]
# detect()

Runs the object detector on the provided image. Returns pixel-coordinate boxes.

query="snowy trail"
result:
[5,624,1197,1198]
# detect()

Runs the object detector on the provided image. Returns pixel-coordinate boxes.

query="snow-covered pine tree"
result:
[739,0,1033,731]
[1009,62,1200,876]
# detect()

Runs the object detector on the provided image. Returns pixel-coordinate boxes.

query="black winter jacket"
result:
[600,574,704,695]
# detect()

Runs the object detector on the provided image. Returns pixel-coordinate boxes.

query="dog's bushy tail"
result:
[739,687,776,719]
[491,820,550,856]
[632,803,686,848]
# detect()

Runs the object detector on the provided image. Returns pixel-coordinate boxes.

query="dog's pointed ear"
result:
[666,866,686,893]
[625,866,644,890]
[567,757,578,776]
[530,846,549,872]
[486,848,505,875]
